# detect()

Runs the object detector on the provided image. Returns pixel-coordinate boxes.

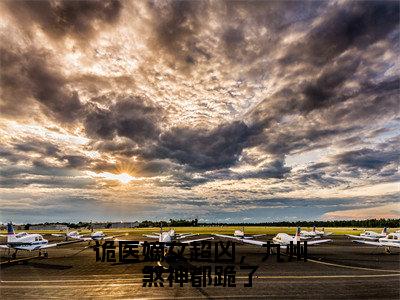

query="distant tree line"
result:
[200,218,400,228]
[22,218,399,229]
[139,219,198,227]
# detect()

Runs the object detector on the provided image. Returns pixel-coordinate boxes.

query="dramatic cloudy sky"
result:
[0,0,399,223]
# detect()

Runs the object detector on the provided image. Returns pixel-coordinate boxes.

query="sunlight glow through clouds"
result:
[87,171,135,184]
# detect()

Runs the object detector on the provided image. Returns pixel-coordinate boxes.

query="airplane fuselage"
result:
[6,233,49,251]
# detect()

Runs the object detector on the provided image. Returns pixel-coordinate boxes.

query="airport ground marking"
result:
[2,273,400,285]
[307,258,400,273]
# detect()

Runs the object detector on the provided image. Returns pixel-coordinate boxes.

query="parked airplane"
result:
[145,229,196,240]
[81,230,127,242]
[52,230,83,241]
[215,227,331,248]
[214,228,267,246]
[52,228,122,242]
[346,227,389,241]
[143,228,213,244]
[352,232,400,253]
[301,226,332,238]
[0,222,80,259]
[273,228,332,249]
[234,227,266,239]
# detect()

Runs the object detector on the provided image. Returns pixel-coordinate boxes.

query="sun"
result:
[114,173,134,184]
[88,171,135,184]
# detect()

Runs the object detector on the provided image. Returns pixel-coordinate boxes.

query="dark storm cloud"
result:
[1,160,75,178]
[291,136,400,188]
[255,126,360,157]
[14,140,60,157]
[280,0,399,66]
[296,171,347,188]
[0,176,95,189]
[3,0,122,42]
[61,155,90,169]
[152,121,254,170]
[334,148,399,171]
[1,0,399,199]
[218,0,326,63]
[84,97,161,143]
[147,0,326,65]
[148,0,209,64]
[0,46,84,122]
[299,57,361,112]
[155,156,291,189]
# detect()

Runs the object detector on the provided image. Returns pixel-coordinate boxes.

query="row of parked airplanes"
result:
[1,222,399,259]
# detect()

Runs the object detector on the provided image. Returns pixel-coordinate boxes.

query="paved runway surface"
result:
[1,234,399,299]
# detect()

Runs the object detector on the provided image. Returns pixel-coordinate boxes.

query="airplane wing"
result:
[214,234,266,247]
[143,234,161,239]
[180,237,214,244]
[40,243,60,249]
[352,240,400,248]
[346,234,378,240]
[352,240,382,246]
[243,234,266,239]
[51,233,66,237]
[0,244,10,249]
[176,234,197,239]
[27,240,83,250]
[79,237,93,241]
[252,234,266,238]
[239,239,267,246]
[106,234,128,240]
[305,239,332,245]
[214,234,243,241]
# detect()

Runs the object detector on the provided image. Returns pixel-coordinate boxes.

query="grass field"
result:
[2,226,399,236]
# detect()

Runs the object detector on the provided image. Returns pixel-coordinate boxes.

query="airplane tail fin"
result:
[294,227,301,242]
[312,226,316,232]
[382,227,388,234]
[7,222,16,243]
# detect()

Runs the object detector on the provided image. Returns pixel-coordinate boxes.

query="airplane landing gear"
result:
[11,250,17,259]
[44,251,48,258]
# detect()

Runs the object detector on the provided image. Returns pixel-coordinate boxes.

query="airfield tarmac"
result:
[1,234,399,299]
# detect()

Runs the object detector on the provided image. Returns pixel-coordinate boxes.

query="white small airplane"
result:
[272,227,332,249]
[346,227,389,241]
[215,227,331,248]
[352,232,400,253]
[301,226,332,238]
[0,222,80,259]
[80,230,126,242]
[53,228,121,242]
[143,228,213,244]
[52,230,83,241]
[214,227,267,246]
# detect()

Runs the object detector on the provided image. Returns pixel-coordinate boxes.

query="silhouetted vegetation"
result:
[19,218,399,229]
[201,218,400,228]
